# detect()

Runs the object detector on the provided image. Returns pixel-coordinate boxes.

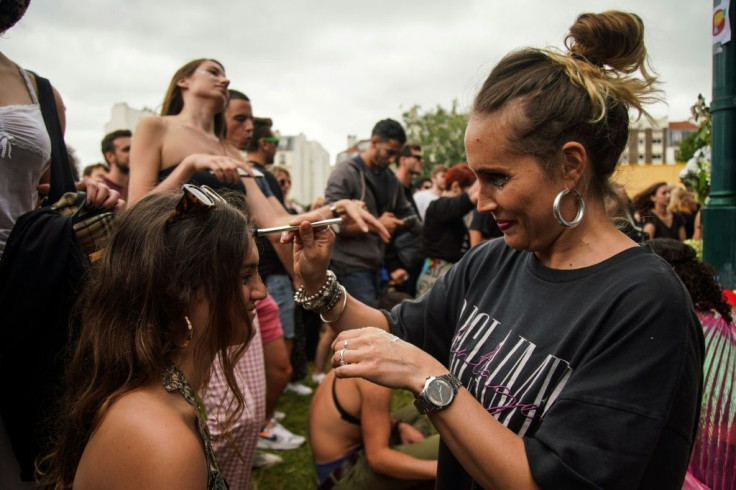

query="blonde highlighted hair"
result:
[472,11,661,201]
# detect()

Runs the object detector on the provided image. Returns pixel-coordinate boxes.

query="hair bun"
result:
[565,11,647,74]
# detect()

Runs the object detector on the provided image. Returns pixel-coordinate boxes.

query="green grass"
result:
[249,363,416,490]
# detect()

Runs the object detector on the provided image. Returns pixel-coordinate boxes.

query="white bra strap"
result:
[16,65,39,105]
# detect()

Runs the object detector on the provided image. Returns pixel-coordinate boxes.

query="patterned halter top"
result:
[161,365,229,489]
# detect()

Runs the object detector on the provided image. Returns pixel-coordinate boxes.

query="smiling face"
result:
[465,111,567,253]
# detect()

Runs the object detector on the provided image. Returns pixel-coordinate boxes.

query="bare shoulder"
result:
[134,115,167,136]
[73,387,207,489]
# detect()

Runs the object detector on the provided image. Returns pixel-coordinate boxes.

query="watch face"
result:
[426,378,454,407]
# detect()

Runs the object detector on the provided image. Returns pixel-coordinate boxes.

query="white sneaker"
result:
[270,420,305,445]
[252,449,283,469]
[285,381,313,396]
[311,372,326,384]
[273,410,286,421]
[257,419,303,450]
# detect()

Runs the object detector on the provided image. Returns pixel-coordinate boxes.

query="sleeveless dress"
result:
[0,65,52,256]
[161,365,229,489]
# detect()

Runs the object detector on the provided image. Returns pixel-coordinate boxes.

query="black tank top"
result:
[157,165,246,193]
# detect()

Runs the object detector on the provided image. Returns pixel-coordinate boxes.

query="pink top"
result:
[684,310,736,490]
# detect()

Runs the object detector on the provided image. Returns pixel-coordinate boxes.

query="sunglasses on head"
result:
[166,184,226,226]
[261,137,280,146]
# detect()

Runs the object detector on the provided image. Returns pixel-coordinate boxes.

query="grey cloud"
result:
[2,0,713,166]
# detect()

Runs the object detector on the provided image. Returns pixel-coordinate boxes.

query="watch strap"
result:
[414,373,461,415]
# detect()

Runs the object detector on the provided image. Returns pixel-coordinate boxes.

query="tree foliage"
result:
[401,100,468,176]
[679,95,711,206]
[675,95,711,163]
[675,131,700,163]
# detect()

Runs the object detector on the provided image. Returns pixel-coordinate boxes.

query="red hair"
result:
[444,163,476,189]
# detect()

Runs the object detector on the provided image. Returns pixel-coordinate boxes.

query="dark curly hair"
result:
[0,0,30,34]
[647,238,733,322]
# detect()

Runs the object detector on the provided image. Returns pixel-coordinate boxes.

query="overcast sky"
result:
[2,0,712,167]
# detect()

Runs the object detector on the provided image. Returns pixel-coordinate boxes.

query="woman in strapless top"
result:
[127,58,389,236]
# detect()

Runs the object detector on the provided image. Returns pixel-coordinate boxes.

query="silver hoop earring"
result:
[182,316,193,348]
[553,188,585,228]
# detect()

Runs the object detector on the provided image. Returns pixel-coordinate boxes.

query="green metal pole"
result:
[704,0,736,289]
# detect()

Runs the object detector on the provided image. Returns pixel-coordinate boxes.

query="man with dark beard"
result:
[100,129,131,200]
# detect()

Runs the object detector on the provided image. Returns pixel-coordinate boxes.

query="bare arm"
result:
[290,220,388,333]
[52,85,66,134]
[693,210,702,240]
[469,229,483,247]
[643,222,655,239]
[34,83,65,199]
[127,117,167,205]
[427,391,539,490]
[332,328,540,490]
[359,381,436,480]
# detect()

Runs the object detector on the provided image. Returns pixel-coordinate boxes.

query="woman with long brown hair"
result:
[38,187,267,488]
[633,181,686,240]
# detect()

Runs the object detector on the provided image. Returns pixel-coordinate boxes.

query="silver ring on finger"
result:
[339,348,347,366]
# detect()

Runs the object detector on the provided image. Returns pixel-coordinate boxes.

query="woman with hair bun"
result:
[288,11,703,489]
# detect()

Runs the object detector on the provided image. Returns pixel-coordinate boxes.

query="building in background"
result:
[335,135,370,164]
[620,117,699,164]
[274,133,331,207]
[666,120,699,161]
[104,102,156,134]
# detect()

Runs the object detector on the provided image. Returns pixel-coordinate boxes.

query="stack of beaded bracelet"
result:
[293,270,344,314]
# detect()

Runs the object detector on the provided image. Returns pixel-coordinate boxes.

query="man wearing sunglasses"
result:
[385,143,425,296]
[246,119,284,205]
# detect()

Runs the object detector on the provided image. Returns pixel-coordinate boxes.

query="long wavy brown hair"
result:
[37,190,253,488]
[632,181,667,217]
[161,58,227,138]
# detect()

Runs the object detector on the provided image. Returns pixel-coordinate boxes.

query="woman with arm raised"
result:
[287,11,703,489]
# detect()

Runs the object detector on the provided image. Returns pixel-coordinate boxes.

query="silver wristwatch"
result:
[414,373,462,414]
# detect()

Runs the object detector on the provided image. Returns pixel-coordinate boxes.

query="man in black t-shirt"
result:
[386,143,424,296]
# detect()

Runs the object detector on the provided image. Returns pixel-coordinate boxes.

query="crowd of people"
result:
[1,2,735,489]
